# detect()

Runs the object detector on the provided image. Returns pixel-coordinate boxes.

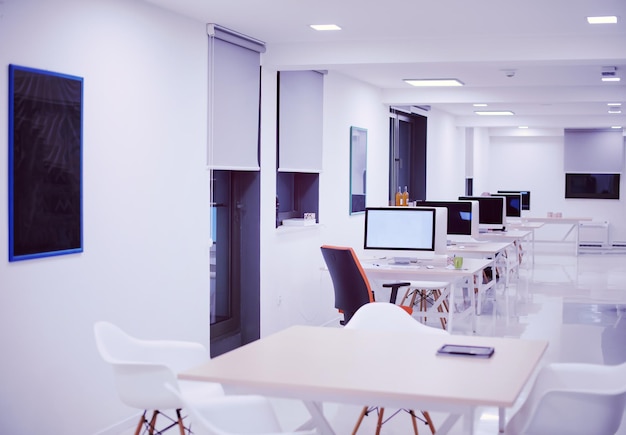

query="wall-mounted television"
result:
[497,190,531,211]
[459,196,506,231]
[565,173,620,199]
[491,193,522,218]
[364,206,448,261]
[417,200,480,240]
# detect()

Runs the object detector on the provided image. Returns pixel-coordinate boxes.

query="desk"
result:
[180,325,548,434]
[447,242,512,313]
[521,217,592,255]
[478,230,531,285]
[504,221,543,266]
[359,257,495,332]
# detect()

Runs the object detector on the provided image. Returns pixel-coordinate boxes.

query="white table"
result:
[359,257,495,332]
[180,325,548,434]
[521,217,592,255]
[505,221,543,266]
[447,241,513,312]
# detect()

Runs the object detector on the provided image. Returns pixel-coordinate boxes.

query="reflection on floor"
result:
[273,246,626,434]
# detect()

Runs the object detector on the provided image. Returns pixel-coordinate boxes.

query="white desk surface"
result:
[478,229,532,241]
[507,221,544,229]
[180,325,548,434]
[447,241,511,257]
[359,256,492,279]
[521,216,592,224]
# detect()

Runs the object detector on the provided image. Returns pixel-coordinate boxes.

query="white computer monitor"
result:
[364,206,448,262]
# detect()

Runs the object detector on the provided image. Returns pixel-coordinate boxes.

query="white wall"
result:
[425,109,467,200]
[0,1,211,433]
[259,71,391,335]
[481,132,626,242]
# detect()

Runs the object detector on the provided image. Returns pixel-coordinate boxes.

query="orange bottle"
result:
[402,186,409,206]
[395,186,402,206]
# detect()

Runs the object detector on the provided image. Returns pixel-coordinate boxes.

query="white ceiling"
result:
[145,0,626,130]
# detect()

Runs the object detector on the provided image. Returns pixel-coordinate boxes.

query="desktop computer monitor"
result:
[416,200,480,240]
[497,190,531,211]
[459,196,506,231]
[364,206,448,261]
[492,193,522,218]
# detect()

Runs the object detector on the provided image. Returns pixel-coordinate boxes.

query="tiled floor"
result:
[272,245,626,434]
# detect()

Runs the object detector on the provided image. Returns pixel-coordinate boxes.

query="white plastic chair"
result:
[165,383,317,435]
[94,321,224,435]
[505,361,626,435]
[344,302,449,435]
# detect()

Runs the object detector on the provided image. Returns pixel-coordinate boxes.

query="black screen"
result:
[565,173,620,199]
[459,196,504,226]
[492,193,522,217]
[498,190,530,210]
[417,201,472,235]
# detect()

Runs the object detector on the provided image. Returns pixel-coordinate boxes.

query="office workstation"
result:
[3,1,626,435]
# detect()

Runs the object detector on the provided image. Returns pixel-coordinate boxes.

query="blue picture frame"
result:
[8,64,83,261]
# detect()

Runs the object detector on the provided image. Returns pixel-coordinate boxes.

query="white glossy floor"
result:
[272,244,626,434]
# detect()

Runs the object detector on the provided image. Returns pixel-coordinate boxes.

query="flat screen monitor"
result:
[492,193,522,218]
[459,196,506,231]
[565,173,620,199]
[417,200,479,240]
[497,190,531,210]
[364,207,436,252]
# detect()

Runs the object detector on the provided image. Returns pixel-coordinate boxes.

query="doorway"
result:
[210,170,260,357]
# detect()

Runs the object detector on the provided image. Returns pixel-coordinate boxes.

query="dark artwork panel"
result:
[9,65,83,261]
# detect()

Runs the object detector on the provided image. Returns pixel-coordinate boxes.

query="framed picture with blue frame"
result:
[8,64,83,261]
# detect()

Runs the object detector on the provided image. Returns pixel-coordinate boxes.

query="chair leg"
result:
[409,410,420,435]
[176,409,186,435]
[134,412,147,435]
[422,411,436,434]
[148,410,159,435]
[351,406,370,435]
[375,408,385,435]
[400,288,413,306]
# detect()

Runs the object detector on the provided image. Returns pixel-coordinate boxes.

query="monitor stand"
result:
[391,256,414,265]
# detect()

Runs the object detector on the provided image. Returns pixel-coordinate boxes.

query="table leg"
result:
[435,413,461,435]
[499,407,505,433]
[301,401,336,435]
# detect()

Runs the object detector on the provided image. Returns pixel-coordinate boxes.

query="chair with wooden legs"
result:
[344,302,450,435]
[94,321,224,435]
[399,281,451,329]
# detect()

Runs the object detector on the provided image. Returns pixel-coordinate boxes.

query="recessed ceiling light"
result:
[404,79,464,87]
[611,126,622,129]
[473,103,488,107]
[310,24,341,31]
[518,126,529,129]
[587,16,618,24]
[608,110,622,114]
[602,77,621,82]
[608,103,622,106]
[474,110,515,116]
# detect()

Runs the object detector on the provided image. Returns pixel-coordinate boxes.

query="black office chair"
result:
[320,245,412,325]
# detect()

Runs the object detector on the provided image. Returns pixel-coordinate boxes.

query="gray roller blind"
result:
[207,24,265,170]
[278,70,324,173]
[564,128,624,173]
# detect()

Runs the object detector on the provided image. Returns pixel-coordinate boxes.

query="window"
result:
[276,71,324,226]
[389,108,427,204]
